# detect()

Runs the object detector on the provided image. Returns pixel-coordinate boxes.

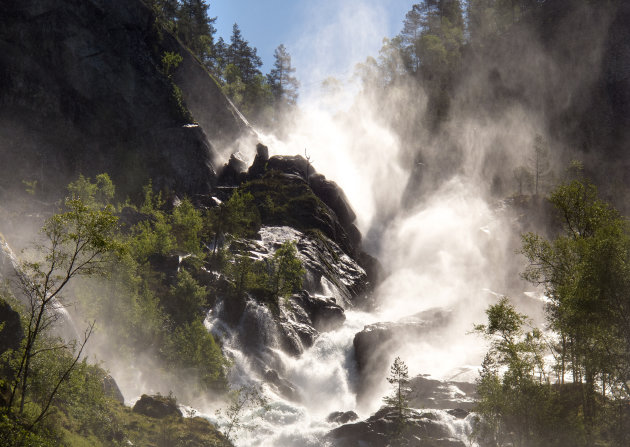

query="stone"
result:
[103,374,125,404]
[246,143,270,179]
[132,394,182,419]
[327,411,359,424]
[0,0,253,200]
[326,406,466,447]
[292,290,346,332]
[217,153,248,186]
[264,369,302,402]
[0,298,23,355]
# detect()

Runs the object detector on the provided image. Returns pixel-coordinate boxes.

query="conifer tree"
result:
[267,44,299,108]
[177,0,216,63]
[383,356,411,439]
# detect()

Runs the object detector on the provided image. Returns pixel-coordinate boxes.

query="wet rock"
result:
[0,298,23,355]
[408,375,476,411]
[326,407,466,447]
[103,374,125,404]
[327,411,359,424]
[247,143,270,179]
[0,0,232,199]
[291,290,346,332]
[132,394,182,419]
[447,409,470,419]
[266,155,312,180]
[264,369,302,402]
[217,153,248,186]
[309,174,356,228]
[353,308,453,402]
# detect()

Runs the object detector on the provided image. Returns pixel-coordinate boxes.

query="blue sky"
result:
[211,0,416,98]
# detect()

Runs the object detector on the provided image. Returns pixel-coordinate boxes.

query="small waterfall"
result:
[0,235,80,342]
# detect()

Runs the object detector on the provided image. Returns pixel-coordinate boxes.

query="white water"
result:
[197,172,516,445]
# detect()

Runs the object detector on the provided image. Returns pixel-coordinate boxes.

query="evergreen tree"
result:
[177,0,216,63]
[529,134,552,196]
[383,357,411,439]
[227,23,262,84]
[267,44,299,108]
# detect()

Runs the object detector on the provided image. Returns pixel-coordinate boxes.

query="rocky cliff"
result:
[0,0,253,201]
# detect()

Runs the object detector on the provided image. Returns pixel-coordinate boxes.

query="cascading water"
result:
[194,84,538,445]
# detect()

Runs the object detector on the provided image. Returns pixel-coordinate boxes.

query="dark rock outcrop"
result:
[353,308,453,401]
[264,369,302,402]
[0,0,249,200]
[327,411,359,425]
[407,375,476,411]
[242,150,369,260]
[292,290,345,332]
[103,374,125,404]
[246,143,270,179]
[326,407,466,447]
[0,298,23,355]
[132,394,182,419]
[217,153,248,186]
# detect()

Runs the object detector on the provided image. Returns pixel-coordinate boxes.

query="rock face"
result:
[353,308,453,401]
[102,375,125,404]
[327,411,359,425]
[0,0,250,200]
[326,407,467,447]
[242,148,368,260]
[0,298,23,356]
[407,376,476,411]
[132,394,182,418]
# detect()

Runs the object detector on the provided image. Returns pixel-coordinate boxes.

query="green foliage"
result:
[477,173,630,446]
[267,241,304,302]
[170,82,195,124]
[171,198,204,256]
[165,269,207,324]
[472,298,574,447]
[238,170,331,237]
[0,414,54,446]
[22,179,38,196]
[216,384,269,443]
[206,189,261,258]
[383,356,411,440]
[161,51,183,77]
[267,44,299,111]
[67,174,115,209]
[162,319,228,392]
[223,240,304,312]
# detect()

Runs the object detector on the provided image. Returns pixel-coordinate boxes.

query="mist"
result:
[0,0,624,445]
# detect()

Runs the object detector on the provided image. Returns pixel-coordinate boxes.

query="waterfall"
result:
[0,235,80,342]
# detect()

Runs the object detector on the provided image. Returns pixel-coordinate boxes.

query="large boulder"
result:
[407,375,476,411]
[102,374,125,404]
[353,308,453,401]
[0,298,23,355]
[326,407,466,447]
[327,411,359,425]
[132,394,182,419]
[292,290,345,332]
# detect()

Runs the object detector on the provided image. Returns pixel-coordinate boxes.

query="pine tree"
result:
[530,134,552,196]
[267,44,299,108]
[383,356,411,439]
[227,23,262,84]
[177,0,216,63]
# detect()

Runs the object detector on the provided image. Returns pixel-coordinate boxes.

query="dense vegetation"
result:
[144,0,299,129]
[0,172,306,445]
[473,167,630,446]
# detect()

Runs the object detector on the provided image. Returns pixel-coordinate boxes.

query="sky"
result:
[212,0,416,99]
